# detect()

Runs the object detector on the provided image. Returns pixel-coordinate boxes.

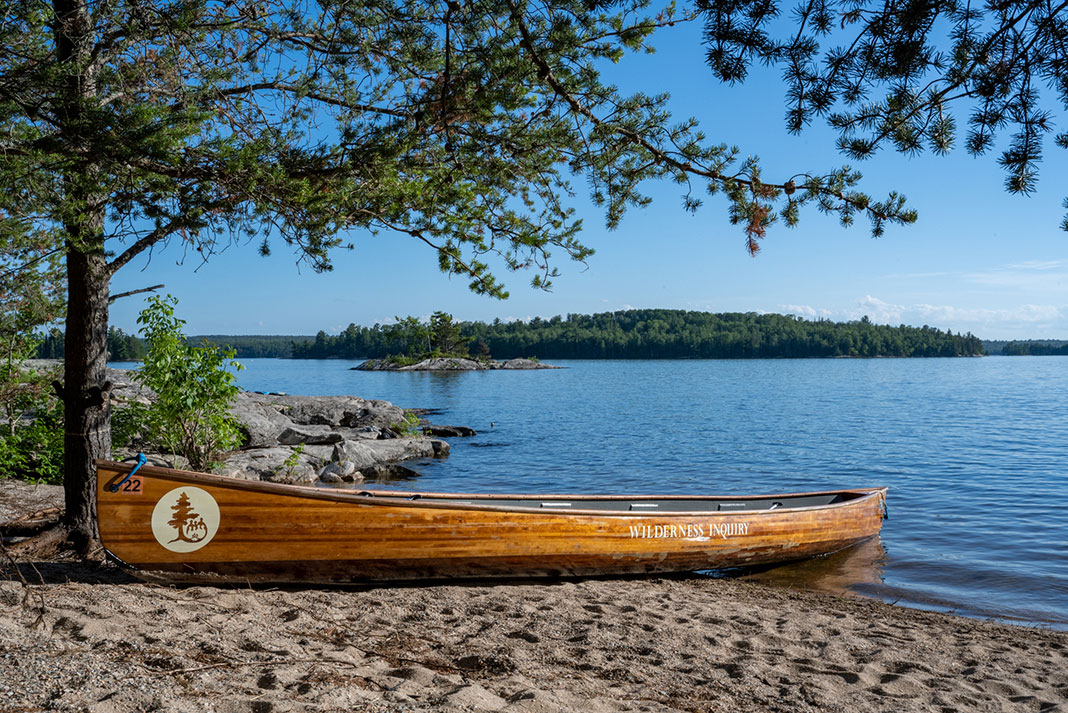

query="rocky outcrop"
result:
[424,425,478,438]
[354,357,562,371]
[107,368,470,486]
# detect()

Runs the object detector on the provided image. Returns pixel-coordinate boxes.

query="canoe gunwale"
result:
[95,459,887,518]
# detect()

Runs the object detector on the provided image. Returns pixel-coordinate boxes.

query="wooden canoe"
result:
[95,459,887,584]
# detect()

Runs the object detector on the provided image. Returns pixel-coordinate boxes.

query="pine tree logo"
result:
[166,492,208,544]
[151,487,220,553]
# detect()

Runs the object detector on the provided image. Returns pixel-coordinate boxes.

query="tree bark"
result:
[54,0,109,553]
[63,247,111,552]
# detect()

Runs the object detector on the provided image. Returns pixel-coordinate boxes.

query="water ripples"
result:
[229,356,1068,628]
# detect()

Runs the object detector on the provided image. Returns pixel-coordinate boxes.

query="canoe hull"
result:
[95,460,886,584]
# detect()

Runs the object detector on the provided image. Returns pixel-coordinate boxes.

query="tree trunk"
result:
[63,247,111,552]
[54,0,109,553]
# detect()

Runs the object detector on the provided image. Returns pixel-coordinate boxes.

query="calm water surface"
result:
[222,357,1067,628]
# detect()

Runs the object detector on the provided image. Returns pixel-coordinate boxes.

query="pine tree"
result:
[0,0,917,548]
[700,0,1068,227]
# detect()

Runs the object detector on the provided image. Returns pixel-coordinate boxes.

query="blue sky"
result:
[108,17,1068,340]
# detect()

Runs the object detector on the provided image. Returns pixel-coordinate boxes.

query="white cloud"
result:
[781,297,1068,338]
[888,260,1068,293]
[780,304,835,319]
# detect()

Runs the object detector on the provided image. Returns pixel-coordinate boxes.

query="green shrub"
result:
[133,295,243,470]
[390,412,422,437]
[0,359,64,484]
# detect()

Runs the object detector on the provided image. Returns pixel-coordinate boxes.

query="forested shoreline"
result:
[39,309,1051,362]
[292,310,984,360]
[982,339,1068,356]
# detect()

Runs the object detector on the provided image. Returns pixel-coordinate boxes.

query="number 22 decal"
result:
[120,477,142,494]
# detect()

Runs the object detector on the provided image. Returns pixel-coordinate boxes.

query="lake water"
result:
[202,357,1068,628]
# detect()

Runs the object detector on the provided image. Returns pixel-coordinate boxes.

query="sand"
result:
[2,481,1066,713]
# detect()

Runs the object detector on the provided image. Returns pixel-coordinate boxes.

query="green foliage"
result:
[291,309,986,360]
[39,331,307,361]
[0,0,917,308]
[701,0,1068,227]
[994,341,1068,357]
[132,295,244,470]
[0,238,65,482]
[385,317,431,357]
[390,413,423,438]
[107,327,146,361]
[0,0,930,530]
[429,312,467,357]
[110,405,144,454]
[274,443,306,479]
[385,354,421,367]
[303,313,472,361]
[0,361,64,484]
[190,335,307,359]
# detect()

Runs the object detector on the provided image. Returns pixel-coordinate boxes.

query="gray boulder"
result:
[277,426,344,446]
[104,367,463,485]
[424,425,477,438]
[319,460,361,483]
[214,447,325,484]
[228,392,295,447]
[255,394,405,430]
[332,437,449,469]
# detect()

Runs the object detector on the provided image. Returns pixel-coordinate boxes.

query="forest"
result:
[984,340,1068,356]
[34,330,301,361]
[34,310,1000,361]
[288,310,985,360]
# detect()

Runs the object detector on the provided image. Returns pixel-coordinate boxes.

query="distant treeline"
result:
[983,339,1068,356]
[290,310,985,360]
[35,330,307,361]
[49,310,1065,362]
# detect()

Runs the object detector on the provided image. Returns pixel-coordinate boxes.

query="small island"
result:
[336,312,560,371]
[353,356,561,371]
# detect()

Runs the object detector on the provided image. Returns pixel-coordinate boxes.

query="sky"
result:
[107,15,1068,341]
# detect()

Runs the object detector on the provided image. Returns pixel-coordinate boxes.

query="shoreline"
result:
[1,556,1065,712]
[2,480,1067,711]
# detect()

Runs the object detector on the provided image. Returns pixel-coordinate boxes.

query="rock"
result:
[347,425,387,440]
[319,469,344,484]
[106,368,156,406]
[330,441,382,470]
[228,393,296,448]
[260,395,405,430]
[213,447,325,484]
[423,425,477,438]
[497,358,561,369]
[353,357,563,371]
[277,426,344,446]
[332,437,448,469]
[101,367,467,482]
[360,463,421,482]
[319,460,361,483]
[334,460,358,478]
[406,357,484,371]
[339,403,408,431]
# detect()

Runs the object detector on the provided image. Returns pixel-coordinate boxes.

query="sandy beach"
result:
[2,481,1066,713]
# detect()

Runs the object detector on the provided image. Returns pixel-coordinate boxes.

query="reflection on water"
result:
[735,536,886,596]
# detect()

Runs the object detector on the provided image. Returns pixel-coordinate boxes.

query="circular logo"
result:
[151,487,220,553]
